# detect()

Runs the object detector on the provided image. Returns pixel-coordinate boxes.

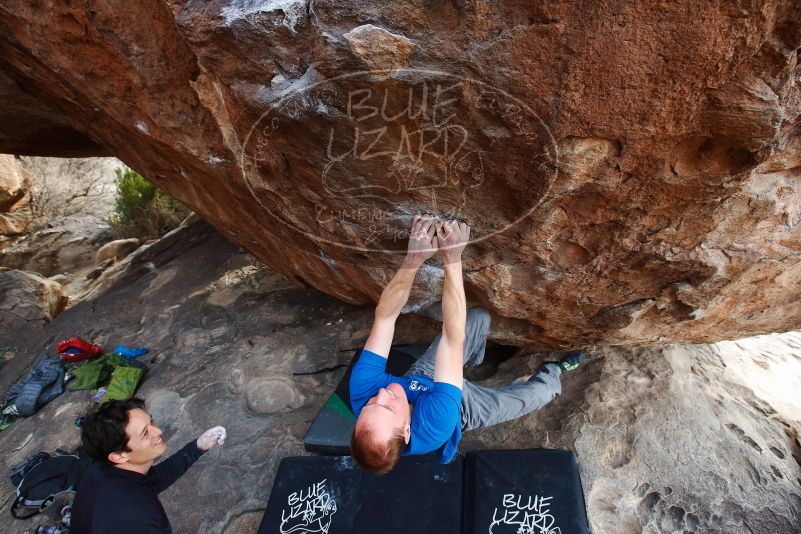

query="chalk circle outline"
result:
[240,68,559,254]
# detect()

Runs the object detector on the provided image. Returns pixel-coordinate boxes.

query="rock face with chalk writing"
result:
[1,1,800,346]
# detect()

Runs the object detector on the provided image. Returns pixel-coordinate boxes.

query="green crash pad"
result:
[303,344,427,455]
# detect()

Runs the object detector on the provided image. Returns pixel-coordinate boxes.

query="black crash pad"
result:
[257,454,463,534]
[258,450,589,534]
[303,344,428,455]
[463,449,589,534]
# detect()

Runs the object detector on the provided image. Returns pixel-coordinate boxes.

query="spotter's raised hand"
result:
[196,426,226,451]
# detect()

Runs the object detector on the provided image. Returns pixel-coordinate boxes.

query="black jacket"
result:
[71,441,204,534]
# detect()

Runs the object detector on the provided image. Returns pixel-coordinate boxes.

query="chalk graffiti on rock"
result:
[280,479,337,534]
[489,493,560,534]
[321,82,482,205]
[241,68,559,252]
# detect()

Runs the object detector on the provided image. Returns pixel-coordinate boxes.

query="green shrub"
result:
[109,168,190,239]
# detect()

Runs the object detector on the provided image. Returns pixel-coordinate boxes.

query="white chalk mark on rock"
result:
[221,0,307,33]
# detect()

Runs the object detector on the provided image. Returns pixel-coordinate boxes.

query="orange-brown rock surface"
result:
[1,1,800,346]
[0,154,31,235]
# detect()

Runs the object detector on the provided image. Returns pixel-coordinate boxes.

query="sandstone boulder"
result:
[94,238,141,265]
[0,1,799,345]
[0,269,67,348]
[0,154,28,211]
[19,156,121,222]
[342,24,417,72]
[0,155,32,236]
[0,214,112,277]
[0,211,30,236]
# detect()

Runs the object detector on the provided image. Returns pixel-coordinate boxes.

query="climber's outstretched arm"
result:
[433,221,469,388]
[363,216,437,358]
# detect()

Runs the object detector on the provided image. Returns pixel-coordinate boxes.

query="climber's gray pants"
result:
[405,307,562,432]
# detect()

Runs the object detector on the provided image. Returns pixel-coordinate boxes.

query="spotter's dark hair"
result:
[81,398,146,464]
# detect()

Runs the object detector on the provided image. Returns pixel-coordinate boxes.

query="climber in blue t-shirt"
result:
[349,216,586,475]
[349,350,462,464]
[349,215,470,474]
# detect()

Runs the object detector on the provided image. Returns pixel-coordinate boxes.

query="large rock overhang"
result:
[1,0,799,346]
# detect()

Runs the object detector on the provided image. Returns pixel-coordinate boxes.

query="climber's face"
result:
[357,383,412,444]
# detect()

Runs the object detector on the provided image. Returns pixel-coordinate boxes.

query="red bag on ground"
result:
[57,338,103,362]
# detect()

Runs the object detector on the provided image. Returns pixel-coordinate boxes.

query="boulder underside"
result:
[1,1,800,346]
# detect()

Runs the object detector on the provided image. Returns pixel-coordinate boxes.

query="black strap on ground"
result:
[292,364,347,376]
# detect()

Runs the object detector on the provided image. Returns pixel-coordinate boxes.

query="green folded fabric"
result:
[103,353,129,368]
[69,353,137,391]
[69,358,111,390]
[103,366,144,402]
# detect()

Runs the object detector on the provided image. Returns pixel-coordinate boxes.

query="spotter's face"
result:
[112,408,168,466]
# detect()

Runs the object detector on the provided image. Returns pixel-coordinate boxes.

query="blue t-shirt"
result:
[350,350,462,463]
